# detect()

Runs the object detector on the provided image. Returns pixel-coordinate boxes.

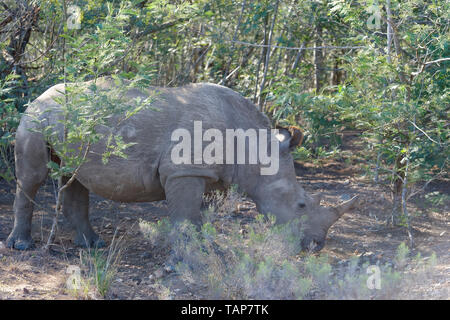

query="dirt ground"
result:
[0,134,448,300]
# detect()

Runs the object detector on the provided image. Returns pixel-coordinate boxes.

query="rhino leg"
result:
[7,131,48,250]
[164,176,206,224]
[62,177,105,248]
[7,181,45,250]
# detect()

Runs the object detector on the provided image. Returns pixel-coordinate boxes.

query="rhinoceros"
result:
[7,77,357,251]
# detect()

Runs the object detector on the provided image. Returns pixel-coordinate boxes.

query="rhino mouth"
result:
[301,237,325,252]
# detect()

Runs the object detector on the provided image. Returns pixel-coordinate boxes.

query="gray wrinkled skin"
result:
[7,77,357,251]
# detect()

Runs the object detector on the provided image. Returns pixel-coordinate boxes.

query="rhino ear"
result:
[334,196,358,216]
[276,126,304,153]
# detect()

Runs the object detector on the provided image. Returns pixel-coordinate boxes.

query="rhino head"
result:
[300,194,358,251]
[241,125,358,252]
[254,177,358,252]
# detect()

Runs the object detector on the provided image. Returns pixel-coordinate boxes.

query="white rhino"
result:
[7,77,357,251]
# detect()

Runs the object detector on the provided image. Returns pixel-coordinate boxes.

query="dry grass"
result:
[140,187,443,300]
[65,229,124,299]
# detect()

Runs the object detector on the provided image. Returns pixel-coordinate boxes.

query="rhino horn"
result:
[311,194,322,206]
[334,196,358,216]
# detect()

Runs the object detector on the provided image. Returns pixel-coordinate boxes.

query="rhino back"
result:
[21,81,270,201]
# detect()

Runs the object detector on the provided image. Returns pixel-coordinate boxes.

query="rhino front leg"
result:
[62,177,105,248]
[164,175,206,224]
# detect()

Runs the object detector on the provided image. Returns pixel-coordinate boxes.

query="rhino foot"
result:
[74,234,106,249]
[6,232,34,250]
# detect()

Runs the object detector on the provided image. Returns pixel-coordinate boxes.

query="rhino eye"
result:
[298,202,306,209]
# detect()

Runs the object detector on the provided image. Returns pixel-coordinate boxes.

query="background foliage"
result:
[0,0,448,231]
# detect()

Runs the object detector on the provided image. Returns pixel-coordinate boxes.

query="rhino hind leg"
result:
[62,177,105,248]
[7,180,45,250]
[7,131,48,250]
[164,176,206,225]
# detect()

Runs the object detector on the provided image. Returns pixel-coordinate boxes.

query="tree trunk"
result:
[390,153,405,225]
[313,25,324,92]
[0,1,40,107]
[257,0,280,111]
[253,15,269,103]
[222,0,246,86]
[330,56,342,86]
